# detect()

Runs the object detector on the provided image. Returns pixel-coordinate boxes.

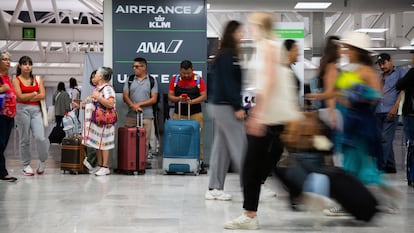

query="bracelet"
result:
[33,91,38,96]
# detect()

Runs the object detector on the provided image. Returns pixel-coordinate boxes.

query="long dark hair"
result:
[57,82,66,92]
[352,46,373,66]
[318,36,340,88]
[283,39,296,52]
[16,56,34,85]
[69,77,77,88]
[218,20,242,57]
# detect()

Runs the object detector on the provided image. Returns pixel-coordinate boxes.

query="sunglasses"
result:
[132,64,145,69]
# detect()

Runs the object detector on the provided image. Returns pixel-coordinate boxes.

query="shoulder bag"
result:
[35,75,48,127]
[91,85,117,126]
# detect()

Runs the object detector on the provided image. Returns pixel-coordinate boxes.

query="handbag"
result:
[281,111,332,153]
[91,85,117,126]
[0,77,6,112]
[35,76,48,127]
[91,102,117,126]
[47,105,55,123]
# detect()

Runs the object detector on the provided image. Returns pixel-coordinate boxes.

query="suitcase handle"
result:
[137,111,144,128]
[177,101,190,120]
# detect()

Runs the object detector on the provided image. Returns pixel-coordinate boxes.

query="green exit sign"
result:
[22,27,36,40]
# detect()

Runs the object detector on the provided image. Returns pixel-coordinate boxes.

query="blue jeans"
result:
[376,113,398,170]
[0,115,14,177]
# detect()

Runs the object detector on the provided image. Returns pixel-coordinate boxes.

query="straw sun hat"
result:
[335,31,374,53]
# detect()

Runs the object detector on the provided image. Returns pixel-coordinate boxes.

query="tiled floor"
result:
[1,126,414,233]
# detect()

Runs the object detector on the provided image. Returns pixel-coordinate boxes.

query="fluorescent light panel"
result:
[354,28,388,33]
[294,2,332,9]
[399,46,414,50]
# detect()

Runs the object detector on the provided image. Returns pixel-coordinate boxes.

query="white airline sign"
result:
[115,5,204,14]
[136,40,183,54]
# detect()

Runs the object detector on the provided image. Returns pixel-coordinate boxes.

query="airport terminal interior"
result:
[1,0,414,232]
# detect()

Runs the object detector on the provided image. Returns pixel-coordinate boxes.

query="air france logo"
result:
[149,15,171,29]
[136,40,183,54]
[115,5,204,14]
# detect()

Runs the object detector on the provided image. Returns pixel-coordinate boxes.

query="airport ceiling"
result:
[0,0,413,87]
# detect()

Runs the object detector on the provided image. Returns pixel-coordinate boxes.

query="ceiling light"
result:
[294,2,332,9]
[371,37,385,41]
[399,46,414,50]
[354,28,388,33]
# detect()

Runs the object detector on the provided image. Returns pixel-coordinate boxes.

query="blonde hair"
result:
[247,12,275,40]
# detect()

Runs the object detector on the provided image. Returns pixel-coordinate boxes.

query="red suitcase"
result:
[117,112,146,174]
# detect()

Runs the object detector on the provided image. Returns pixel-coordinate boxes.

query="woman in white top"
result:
[224,12,302,230]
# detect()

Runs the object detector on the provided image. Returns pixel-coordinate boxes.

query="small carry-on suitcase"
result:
[163,102,200,174]
[61,134,87,174]
[117,112,146,175]
[319,166,379,222]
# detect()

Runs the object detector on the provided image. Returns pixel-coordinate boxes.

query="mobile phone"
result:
[181,93,188,98]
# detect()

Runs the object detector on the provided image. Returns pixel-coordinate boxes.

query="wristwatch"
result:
[33,91,38,96]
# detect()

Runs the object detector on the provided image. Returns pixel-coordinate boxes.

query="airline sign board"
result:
[112,0,207,93]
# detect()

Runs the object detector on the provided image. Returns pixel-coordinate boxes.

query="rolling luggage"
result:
[319,166,379,222]
[61,134,87,174]
[274,153,325,201]
[163,102,200,174]
[117,112,146,174]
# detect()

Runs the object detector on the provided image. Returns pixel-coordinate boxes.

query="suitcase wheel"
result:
[137,170,145,175]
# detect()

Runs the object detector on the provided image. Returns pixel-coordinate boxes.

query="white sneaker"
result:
[205,189,232,201]
[260,184,277,200]
[83,158,93,170]
[95,167,110,176]
[89,166,101,174]
[23,165,34,176]
[37,162,45,175]
[323,206,350,216]
[224,213,259,230]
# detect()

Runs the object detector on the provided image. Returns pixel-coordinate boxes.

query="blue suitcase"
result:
[163,102,200,174]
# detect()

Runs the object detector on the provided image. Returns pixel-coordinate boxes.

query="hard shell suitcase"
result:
[117,112,146,174]
[61,134,87,174]
[163,102,200,174]
[319,166,379,222]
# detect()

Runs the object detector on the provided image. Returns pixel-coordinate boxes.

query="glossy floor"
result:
[1,127,413,233]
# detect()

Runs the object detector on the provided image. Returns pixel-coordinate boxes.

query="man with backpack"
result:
[168,60,207,173]
[123,57,158,161]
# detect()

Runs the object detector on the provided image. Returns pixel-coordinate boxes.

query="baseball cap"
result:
[375,53,391,64]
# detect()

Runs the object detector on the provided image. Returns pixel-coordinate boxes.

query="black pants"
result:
[0,115,14,177]
[242,125,285,212]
